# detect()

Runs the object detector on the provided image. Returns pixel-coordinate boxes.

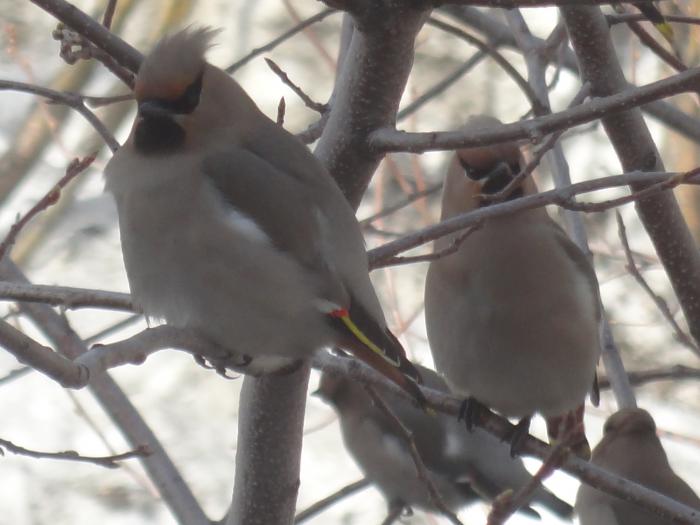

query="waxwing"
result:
[424,115,600,457]
[315,364,573,519]
[575,408,700,525]
[104,27,423,402]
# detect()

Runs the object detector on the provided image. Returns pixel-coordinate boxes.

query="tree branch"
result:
[561,4,700,348]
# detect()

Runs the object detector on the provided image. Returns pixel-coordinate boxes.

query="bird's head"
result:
[131,27,241,155]
[441,115,536,218]
[603,408,657,439]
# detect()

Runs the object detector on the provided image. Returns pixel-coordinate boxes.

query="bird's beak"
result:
[138,100,175,119]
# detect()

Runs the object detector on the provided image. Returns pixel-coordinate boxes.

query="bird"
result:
[424,115,601,458]
[103,27,423,402]
[575,408,700,525]
[315,363,574,519]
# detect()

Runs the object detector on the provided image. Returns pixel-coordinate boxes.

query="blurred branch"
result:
[29,0,143,73]
[487,442,568,525]
[505,9,635,409]
[562,5,700,349]
[264,58,328,113]
[0,81,119,151]
[371,64,700,152]
[312,352,700,524]
[599,365,700,389]
[426,17,546,115]
[368,169,700,269]
[441,5,700,143]
[607,13,700,26]
[0,436,148,469]
[294,478,370,524]
[359,183,441,225]
[226,8,338,73]
[365,386,464,525]
[0,155,97,263]
[0,260,209,525]
[616,212,699,355]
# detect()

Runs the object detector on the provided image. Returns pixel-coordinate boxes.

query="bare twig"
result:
[0,437,148,469]
[607,13,700,26]
[30,0,143,73]
[102,0,117,29]
[0,366,32,386]
[0,80,119,150]
[359,183,441,226]
[265,58,327,113]
[277,97,286,126]
[312,352,700,524]
[426,16,546,116]
[294,479,371,524]
[371,64,700,152]
[487,442,569,524]
[226,8,338,73]
[616,212,699,355]
[364,386,464,525]
[0,281,133,311]
[0,155,97,263]
[599,365,700,389]
[370,222,482,270]
[625,19,687,72]
[367,169,700,269]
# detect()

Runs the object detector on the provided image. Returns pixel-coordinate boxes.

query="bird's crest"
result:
[135,26,219,102]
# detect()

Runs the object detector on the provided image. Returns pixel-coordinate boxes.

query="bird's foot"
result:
[458,397,488,432]
[505,415,532,457]
[193,353,251,379]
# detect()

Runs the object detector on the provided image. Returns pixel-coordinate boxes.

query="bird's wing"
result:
[202,148,326,273]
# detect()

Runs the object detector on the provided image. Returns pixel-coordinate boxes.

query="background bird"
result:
[315,363,574,520]
[104,27,422,401]
[576,408,700,525]
[424,115,601,457]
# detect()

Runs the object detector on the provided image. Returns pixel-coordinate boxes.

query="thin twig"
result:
[607,13,700,26]
[264,58,327,114]
[0,366,32,386]
[364,386,464,525]
[426,16,547,116]
[367,169,700,269]
[0,80,119,151]
[0,281,133,311]
[226,8,337,73]
[626,20,686,73]
[616,212,699,355]
[0,155,97,263]
[599,365,700,389]
[371,64,700,152]
[294,478,371,523]
[102,0,117,29]
[370,222,482,270]
[0,437,148,469]
[359,183,442,226]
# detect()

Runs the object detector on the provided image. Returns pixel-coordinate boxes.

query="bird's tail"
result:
[326,302,426,408]
[545,404,591,460]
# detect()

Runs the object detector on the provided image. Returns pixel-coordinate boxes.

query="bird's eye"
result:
[460,161,489,181]
[170,70,204,114]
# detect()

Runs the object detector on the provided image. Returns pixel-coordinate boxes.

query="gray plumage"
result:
[576,408,700,525]
[104,27,421,393]
[316,364,573,519]
[424,115,600,454]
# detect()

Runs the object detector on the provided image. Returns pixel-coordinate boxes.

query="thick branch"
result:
[0,260,209,525]
[371,64,700,152]
[561,5,700,348]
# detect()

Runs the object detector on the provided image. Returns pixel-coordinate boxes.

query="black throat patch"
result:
[134,116,185,155]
